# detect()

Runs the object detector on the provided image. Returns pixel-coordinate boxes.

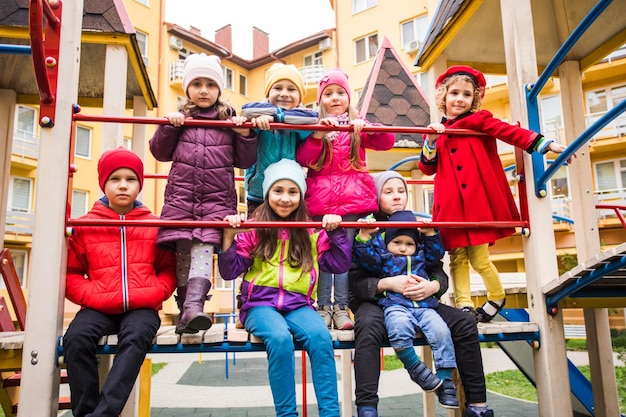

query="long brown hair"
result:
[310,104,366,172]
[250,195,315,275]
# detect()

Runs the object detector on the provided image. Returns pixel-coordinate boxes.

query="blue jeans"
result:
[384,305,457,370]
[317,219,358,308]
[245,306,340,417]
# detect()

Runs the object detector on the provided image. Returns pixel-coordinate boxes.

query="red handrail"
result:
[595,204,626,229]
[72,113,486,136]
[66,219,528,230]
[29,0,62,126]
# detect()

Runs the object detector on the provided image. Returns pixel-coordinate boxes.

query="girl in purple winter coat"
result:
[149,53,257,334]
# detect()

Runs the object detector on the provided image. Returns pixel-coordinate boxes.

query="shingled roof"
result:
[357,37,430,149]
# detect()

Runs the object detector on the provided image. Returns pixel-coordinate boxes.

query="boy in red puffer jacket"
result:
[63,147,177,417]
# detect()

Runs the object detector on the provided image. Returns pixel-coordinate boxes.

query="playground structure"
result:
[0,0,625,417]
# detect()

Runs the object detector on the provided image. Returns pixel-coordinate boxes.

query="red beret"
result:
[97,147,144,192]
[436,65,487,97]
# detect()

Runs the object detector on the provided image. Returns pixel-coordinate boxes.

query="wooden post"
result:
[559,60,620,416]
[101,44,129,151]
[17,1,84,416]
[499,0,573,416]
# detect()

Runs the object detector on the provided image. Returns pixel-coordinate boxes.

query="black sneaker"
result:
[463,406,494,417]
[407,362,442,392]
[436,378,459,408]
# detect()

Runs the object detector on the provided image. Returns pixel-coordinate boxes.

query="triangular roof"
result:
[358,37,430,149]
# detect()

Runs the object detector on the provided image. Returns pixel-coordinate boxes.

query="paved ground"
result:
[59,348,613,416]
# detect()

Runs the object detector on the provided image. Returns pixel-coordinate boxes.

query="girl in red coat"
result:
[418,65,570,322]
[297,68,395,330]
[64,148,177,417]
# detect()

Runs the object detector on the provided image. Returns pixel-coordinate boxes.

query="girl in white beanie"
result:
[149,53,258,334]
[219,159,352,417]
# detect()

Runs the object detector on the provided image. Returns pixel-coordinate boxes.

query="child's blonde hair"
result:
[435,74,483,115]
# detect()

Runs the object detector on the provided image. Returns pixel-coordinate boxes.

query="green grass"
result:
[151,361,167,376]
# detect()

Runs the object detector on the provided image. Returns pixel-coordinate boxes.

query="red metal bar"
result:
[143,174,432,185]
[29,0,62,126]
[301,351,307,417]
[67,219,528,229]
[595,204,626,229]
[72,113,487,136]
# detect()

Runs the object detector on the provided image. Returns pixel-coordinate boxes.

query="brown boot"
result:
[175,278,213,334]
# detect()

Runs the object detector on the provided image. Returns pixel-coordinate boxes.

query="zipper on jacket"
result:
[120,214,130,312]
[276,235,287,310]
[407,257,418,308]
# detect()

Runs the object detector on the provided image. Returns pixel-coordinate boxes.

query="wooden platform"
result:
[543,242,626,310]
[0,321,541,361]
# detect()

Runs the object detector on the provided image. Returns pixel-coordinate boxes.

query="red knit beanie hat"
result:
[97,147,144,191]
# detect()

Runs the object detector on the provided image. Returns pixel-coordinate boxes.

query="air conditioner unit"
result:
[169,36,183,50]
[405,40,421,53]
[319,38,332,51]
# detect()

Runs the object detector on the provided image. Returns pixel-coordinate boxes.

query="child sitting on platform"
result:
[63,147,177,417]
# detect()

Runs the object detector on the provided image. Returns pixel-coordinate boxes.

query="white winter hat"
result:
[182,53,224,97]
[262,159,307,198]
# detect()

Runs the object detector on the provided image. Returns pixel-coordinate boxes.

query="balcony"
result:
[298,65,325,86]
[4,209,34,241]
[585,111,626,139]
[168,59,184,87]
[11,129,39,169]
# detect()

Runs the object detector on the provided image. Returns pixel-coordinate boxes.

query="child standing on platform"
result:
[219,159,352,417]
[149,53,257,334]
[353,210,458,408]
[297,68,395,330]
[63,148,177,417]
[419,65,570,322]
[242,63,318,214]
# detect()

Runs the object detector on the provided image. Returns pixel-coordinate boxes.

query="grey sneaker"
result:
[332,305,354,330]
[318,305,332,328]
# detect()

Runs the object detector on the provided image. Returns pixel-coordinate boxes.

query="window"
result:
[354,34,378,64]
[416,72,429,98]
[586,84,626,136]
[135,30,149,66]
[594,159,626,200]
[71,190,89,219]
[223,67,234,91]
[550,166,570,218]
[134,0,148,5]
[304,51,323,67]
[2,250,28,287]
[353,0,376,13]
[239,74,248,96]
[75,125,92,158]
[8,177,32,212]
[401,16,428,51]
[14,105,37,141]
[123,137,132,150]
[423,188,434,215]
[541,94,563,143]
